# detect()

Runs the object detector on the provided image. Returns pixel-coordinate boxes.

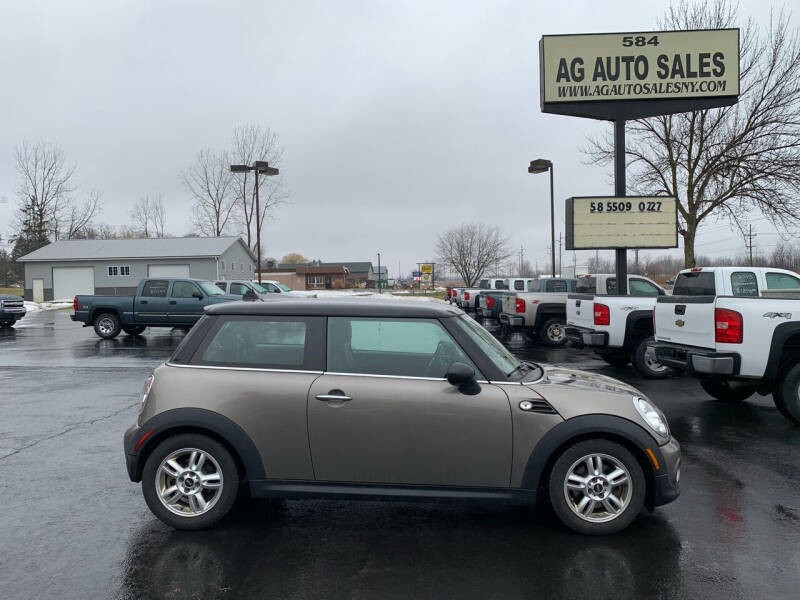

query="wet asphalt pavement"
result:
[1,310,799,599]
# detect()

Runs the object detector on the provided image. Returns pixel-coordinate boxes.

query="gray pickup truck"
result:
[71,278,241,339]
[0,293,26,328]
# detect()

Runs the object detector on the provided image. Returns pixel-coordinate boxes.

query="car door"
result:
[169,280,205,325]
[134,280,171,324]
[308,316,512,488]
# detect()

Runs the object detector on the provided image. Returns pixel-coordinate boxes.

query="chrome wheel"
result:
[156,448,223,517]
[97,317,115,336]
[643,346,669,373]
[564,453,632,523]
[546,322,565,342]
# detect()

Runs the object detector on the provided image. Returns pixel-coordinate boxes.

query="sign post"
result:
[539,28,740,293]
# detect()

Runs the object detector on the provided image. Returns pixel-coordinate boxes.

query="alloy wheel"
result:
[156,448,224,517]
[98,318,115,336]
[563,453,632,523]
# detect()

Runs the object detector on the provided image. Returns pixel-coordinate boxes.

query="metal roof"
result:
[204,298,460,318]
[17,237,256,262]
[321,262,374,274]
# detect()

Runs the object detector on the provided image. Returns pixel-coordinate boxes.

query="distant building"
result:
[17,237,255,302]
[260,265,349,290]
[321,262,376,288]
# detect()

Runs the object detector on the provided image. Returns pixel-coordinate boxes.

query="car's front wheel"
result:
[549,439,646,535]
[699,378,757,403]
[141,434,240,530]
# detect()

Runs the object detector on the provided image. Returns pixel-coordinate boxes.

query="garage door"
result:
[53,267,95,300]
[148,264,191,278]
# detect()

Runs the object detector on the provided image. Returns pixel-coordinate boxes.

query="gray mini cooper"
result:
[124,300,680,534]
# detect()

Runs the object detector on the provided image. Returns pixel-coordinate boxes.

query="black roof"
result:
[204,298,461,318]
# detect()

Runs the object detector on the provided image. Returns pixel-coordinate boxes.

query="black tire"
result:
[538,317,568,347]
[598,352,630,368]
[122,325,146,336]
[549,439,646,535]
[93,312,121,339]
[699,378,757,403]
[631,336,673,379]
[772,362,800,424]
[141,433,240,530]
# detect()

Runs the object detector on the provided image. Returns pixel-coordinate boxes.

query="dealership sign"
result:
[540,29,739,119]
[565,196,678,250]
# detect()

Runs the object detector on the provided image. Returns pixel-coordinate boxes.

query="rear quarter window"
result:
[730,272,759,297]
[545,279,568,292]
[576,277,597,294]
[673,272,715,296]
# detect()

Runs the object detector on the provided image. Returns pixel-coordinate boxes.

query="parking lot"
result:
[1,309,799,600]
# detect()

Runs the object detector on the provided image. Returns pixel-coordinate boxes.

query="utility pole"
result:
[557,233,562,276]
[745,224,757,266]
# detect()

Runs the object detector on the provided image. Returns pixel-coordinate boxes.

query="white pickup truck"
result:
[456,278,510,310]
[498,277,577,346]
[565,274,669,378]
[649,266,800,423]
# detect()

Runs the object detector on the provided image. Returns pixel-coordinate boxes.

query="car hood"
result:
[536,364,640,396]
[0,294,23,301]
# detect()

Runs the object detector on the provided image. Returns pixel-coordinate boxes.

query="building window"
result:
[231,261,235,271]
[241,263,244,272]
[107,265,131,276]
[221,261,225,271]
[307,275,324,289]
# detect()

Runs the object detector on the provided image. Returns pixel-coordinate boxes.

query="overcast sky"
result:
[0,0,787,277]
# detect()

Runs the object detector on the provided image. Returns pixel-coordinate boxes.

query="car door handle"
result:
[315,393,352,402]
[169,300,177,305]
[140,300,148,305]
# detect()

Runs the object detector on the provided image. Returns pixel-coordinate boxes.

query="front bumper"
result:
[499,313,525,328]
[124,424,145,482]
[653,436,681,506]
[565,325,608,347]
[0,310,25,321]
[649,341,739,376]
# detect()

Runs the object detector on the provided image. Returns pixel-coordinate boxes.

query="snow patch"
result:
[24,300,73,313]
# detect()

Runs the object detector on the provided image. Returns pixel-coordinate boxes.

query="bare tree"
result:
[183,149,236,236]
[63,189,103,239]
[435,223,512,286]
[130,194,167,238]
[584,1,800,267]
[231,124,289,250]
[14,140,77,241]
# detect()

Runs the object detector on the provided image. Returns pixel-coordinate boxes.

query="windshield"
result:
[452,314,539,380]
[198,281,226,296]
[276,282,292,292]
[250,282,269,293]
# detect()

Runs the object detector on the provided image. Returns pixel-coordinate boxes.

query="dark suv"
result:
[124,299,680,534]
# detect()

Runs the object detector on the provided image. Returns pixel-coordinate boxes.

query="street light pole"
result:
[377,252,381,294]
[230,161,279,285]
[528,159,556,277]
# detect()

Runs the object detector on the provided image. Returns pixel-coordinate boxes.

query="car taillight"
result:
[515,298,525,313]
[715,308,743,343]
[464,292,470,300]
[73,296,78,311]
[139,374,154,414]
[487,296,495,308]
[594,302,610,326]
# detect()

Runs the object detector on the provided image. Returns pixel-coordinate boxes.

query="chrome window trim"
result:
[166,362,323,375]
[324,371,448,382]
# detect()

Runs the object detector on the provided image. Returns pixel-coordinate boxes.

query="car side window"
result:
[327,317,478,378]
[766,272,800,289]
[172,281,200,298]
[514,280,525,290]
[605,278,617,294]
[230,282,249,295]
[628,279,660,296]
[141,280,168,297]
[731,272,759,297]
[215,282,227,292]
[193,316,323,369]
[265,283,280,293]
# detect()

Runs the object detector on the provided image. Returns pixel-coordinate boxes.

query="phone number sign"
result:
[565,196,678,250]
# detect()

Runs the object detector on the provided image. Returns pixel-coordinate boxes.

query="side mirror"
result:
[446,362,476,386]
[192,291,203,299]
[243,289,258,301]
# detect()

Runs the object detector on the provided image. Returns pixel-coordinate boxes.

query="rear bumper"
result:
[649,341,739,376]
[499,313,525,328]
[565,325,608,347]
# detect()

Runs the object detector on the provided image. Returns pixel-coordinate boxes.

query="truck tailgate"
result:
[567,294,595,328]
[654,296,715,348]
[501,293,517,315]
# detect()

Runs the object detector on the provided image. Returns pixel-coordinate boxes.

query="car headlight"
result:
[633,396,670,439]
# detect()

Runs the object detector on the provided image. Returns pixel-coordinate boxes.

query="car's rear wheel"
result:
[142,434,240,530]
[699,378,757,403]
[538,317,568,347]
[93,312,121,339]
[122,325,146,336]
[632,337,673,379]
[549,439,645,535]
[772,362,800,424]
